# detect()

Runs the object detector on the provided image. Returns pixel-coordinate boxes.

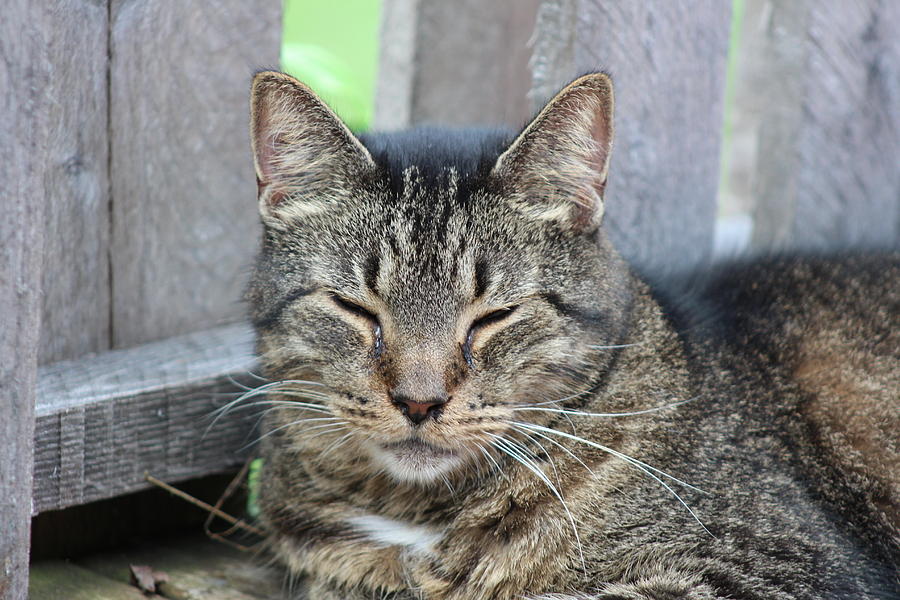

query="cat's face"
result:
[248,72,627,484]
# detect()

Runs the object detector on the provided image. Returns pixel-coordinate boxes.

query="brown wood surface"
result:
[375,0,540,130]
[108,1,280,349]
[0,1,49,597]
[530,0,731,276]
[78,536,284,600]
[32,324,259,514]
[31,535,284,600]
[750,0,900,251]
[38,1,111,364]
[29,561,147,600]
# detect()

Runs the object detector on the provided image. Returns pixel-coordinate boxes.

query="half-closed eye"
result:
[330,293,384,357]
[462,305,519,368]
[330,293,379,324]
[470,306,518,332]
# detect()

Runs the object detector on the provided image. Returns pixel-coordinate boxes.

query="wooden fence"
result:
[2,0,898,596]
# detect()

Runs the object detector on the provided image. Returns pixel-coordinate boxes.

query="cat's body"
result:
[246,72,899,599]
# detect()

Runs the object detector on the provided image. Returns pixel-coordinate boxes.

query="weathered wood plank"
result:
[0,1,49,596]
[33,324,259,514]
[373,0,418,130]
[374,0,540,130]
[29,561,147,600]
[750,0,900,251]
[530,0,731,275]
[109,1,280,349]
[38,1,110,364]
[79,536,284,600]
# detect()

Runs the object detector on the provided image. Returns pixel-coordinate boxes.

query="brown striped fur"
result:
[245,71,899,599]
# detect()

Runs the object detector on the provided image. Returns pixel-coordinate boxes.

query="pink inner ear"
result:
[253,97,292,208]
[589,113,611,182]
[253,98,280,186]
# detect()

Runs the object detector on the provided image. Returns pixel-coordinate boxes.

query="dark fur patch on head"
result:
[358,126,514,198]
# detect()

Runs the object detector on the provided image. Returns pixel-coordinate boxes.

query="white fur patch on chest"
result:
[346,514,443,556]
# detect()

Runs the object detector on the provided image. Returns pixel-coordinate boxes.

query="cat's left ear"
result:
[492,73,614,234]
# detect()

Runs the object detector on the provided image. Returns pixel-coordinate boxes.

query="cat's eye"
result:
[330,294,384,357]
[462,305,518,369]
[330,294,378,323]
[470,306,518,331]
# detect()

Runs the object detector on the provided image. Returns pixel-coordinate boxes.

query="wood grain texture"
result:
[374,0,540,130]
[531,0,731,276]
[374,0,419,131]
[78,536,284,600]
[109,0,280,349]
[33,324,259,514]
[751,0,900,251]
[38,1,111,364]
[29,561,147,600]
[0,1,49,596]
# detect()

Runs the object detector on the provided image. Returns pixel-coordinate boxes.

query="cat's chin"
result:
[368,438,464,485]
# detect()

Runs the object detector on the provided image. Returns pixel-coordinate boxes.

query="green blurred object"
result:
[246,458,263,518]
[282,0,382,132]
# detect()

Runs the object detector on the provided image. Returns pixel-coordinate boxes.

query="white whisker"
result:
[588,343,641,350]
[475,441,504,475]
[513,396,698,419]
[204,380,331,436]
[487,433,587,570]
[242,419,347,451]
[510,421,713,537]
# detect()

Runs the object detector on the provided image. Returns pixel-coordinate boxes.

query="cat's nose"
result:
[390,393,447,425]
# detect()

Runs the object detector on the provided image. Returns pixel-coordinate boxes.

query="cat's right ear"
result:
[250,71,375,229]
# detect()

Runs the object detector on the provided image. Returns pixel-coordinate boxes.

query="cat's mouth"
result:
[382,438,455,457]
[372,438,462,483]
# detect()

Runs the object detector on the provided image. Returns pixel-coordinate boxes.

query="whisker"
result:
[439,474,456,496]
[487,433,587,570]
[223,399,333,415]
[321,431,356,457]
[475,441,504,476]
[511,421,713,537]
[241,419,347,451]
[510,422,707,493]
[588,343,641,350]
[204,381,330,436]
[513,396,698,419]
[510,424,594,476]
[523,387,596,408]
[507,429,562,486]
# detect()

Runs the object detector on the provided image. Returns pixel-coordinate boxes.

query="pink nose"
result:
[390,394,447,425]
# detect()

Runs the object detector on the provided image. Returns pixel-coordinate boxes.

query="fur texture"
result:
[245,71,899,599]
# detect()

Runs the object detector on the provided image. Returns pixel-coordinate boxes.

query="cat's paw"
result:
[593,576,718,600]
[303,579,388,600]
[410,555,525,600]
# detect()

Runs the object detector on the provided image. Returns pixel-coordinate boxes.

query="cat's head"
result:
[247,71,632,485]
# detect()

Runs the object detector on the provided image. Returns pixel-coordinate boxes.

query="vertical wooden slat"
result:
[38,1,111,364]
[374,0,419,131]
[411,0,540,127]
[374,0,540,130]
[531,0,731,276]
[109,1,281,349]
[751,0,900,251]
[1,1,49,596]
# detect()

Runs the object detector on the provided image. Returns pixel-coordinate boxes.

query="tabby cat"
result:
[245,71,899,599]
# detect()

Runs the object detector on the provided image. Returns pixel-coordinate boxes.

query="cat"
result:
[244,70,899,599]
